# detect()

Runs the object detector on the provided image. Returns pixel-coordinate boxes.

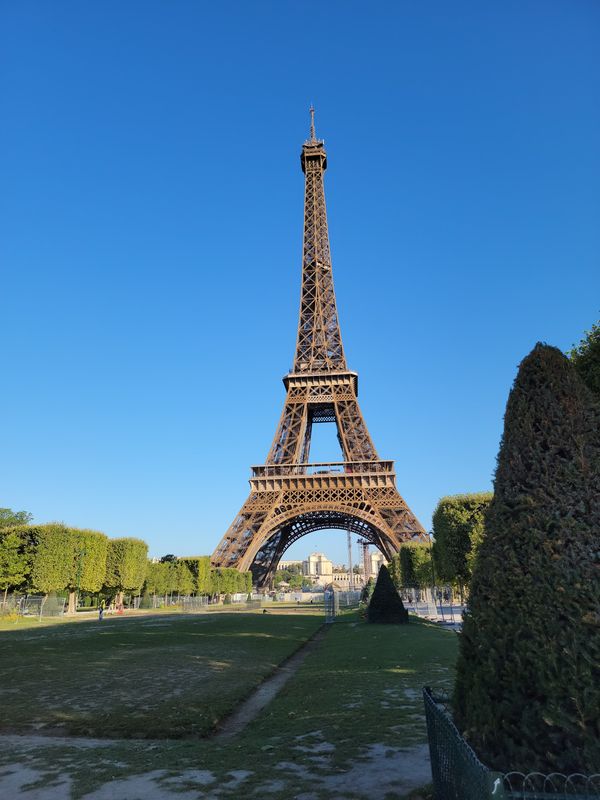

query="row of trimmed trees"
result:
[0,524,251,611]
[0,524,147,612]
[145,557,251,601]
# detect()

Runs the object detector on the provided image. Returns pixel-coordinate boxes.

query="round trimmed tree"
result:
[454,344,600,773]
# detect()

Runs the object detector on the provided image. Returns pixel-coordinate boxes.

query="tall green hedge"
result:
[0,527,32,600]
[432,492,492,593]
[24,525,109,608]
[143,557,251,599]
[72,529,109,594]
[454,344,600,773]
[389,543,433,589]
[30,524,75,594]
[104,538,148,598]
[399,546,417,587]
[208,567,252,595]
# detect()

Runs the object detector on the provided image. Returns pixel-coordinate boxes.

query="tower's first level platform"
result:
[249,460,396,493]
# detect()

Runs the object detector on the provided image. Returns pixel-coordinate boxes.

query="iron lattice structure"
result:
[211,110,426,587]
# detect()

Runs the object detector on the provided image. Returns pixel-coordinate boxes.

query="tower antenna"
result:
[309,105,316,141]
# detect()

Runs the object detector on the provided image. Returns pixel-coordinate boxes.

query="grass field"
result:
[0,610,458,799]
[0,612,322,738]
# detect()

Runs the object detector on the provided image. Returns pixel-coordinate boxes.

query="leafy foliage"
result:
[389,544,433,589]
[367,565,408,624]
[0,529,32,595]
[145,560,171,597]
[209,567,251,595]
[195,556,212,594]
[0,508,33,529]
[569,319,600,396]
[454,344,600,773]
[27,525,109,599]
[68,528,108,593]
[274,568,303,589]
[144,557,251,599]
[104,538,148,594]
[30,524,76,593]
[432,492,492,589]
[399,547,417,587]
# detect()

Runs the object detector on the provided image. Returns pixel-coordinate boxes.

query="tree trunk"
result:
[68,590,77,615]
[2,587,8,609]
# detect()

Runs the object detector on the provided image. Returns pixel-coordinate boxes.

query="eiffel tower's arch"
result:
[245,508,391,588]
[211,110,427,586]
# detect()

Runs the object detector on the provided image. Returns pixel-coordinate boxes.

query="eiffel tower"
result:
[211,109,426,587]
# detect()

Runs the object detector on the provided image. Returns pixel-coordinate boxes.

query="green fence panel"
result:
[423,687,504,800]
[423,688,600,800]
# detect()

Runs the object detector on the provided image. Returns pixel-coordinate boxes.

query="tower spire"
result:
[309,105,316,141]
[296,112,346,372]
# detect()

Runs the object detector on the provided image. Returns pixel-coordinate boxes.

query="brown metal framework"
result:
[211,109,426,587]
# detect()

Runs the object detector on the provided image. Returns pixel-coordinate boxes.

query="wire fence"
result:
[423,688,600,800]
[0,594,66,619]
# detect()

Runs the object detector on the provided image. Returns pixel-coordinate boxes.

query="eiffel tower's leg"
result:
[211,492,279,571]
[266,400,309,465]
[335,398,379,462]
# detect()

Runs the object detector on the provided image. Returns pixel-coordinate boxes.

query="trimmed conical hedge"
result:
[454,344,600,773]
[367,564,408,624]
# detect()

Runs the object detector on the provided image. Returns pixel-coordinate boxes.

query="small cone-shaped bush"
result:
[454,344,600,773]
[367,565,408,624]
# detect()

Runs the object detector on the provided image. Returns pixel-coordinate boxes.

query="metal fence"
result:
[423,688,600,800]
[180,596,210,612]
[0,594,66,619]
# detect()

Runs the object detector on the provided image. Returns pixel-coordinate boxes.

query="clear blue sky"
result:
[2,2,599,565]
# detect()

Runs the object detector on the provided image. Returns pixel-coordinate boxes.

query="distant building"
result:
[370,551,386,576]
[303,553,333,586]
[275,549,387,589]
[300,552,372,588]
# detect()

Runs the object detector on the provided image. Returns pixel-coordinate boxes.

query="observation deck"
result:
[249,460,396,493]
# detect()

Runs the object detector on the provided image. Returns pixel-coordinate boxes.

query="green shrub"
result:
[432,492,492,595]
[569,319,600,396]
[367,565,408,624]
[454,344,600,773]
[390,543,434,590]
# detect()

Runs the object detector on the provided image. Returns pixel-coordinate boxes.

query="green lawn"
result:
[0,611,457,799]
[0,612,321,738]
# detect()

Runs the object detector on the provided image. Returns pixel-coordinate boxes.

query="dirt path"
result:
[214,624,328,739]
